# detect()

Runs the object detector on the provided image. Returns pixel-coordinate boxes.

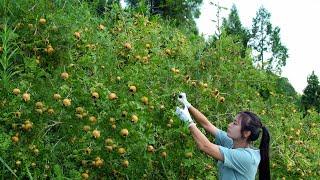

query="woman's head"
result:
[228,111,270,180]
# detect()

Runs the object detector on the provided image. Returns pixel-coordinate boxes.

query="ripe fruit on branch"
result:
[39,18,46,25]
[91,92,99,99]
[141,96,148,105]
[63,98,71,106]
[108,93,117,100]
[74,32,81,39]
[53,93,61,100]
[129,85,137,93]
[22,93,31,102]
[92,129,101,139]
[124,43,132,50]
[60,72,69,80]
[13,88,20,95]
[120,129,129,137]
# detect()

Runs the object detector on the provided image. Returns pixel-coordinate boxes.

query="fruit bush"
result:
[0,1,319,179]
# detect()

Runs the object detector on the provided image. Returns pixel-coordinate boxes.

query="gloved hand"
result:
[175,106,196,128]
[177,92,191,108]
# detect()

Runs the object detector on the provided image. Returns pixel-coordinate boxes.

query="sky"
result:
[195,0,320,94]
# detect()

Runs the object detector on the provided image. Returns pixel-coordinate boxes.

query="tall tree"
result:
[221,4,250,57]
[125,0,202,25]
[301,71,320,116]
[249,6,288,74]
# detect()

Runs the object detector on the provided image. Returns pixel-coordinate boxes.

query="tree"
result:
[301,71,320,116]
[249,6,288,74]
[125,0,203,25]
[221,4,250,57]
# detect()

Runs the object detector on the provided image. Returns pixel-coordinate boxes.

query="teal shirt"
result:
[215,129,260,180]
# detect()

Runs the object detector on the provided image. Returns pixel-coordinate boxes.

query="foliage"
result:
[249,6,288,74]
[0,0,319,179]
[301,71,320,116]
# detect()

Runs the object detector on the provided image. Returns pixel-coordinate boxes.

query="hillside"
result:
[0,1,319,179]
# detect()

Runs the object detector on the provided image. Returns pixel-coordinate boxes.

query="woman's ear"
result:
[242,130,251,139]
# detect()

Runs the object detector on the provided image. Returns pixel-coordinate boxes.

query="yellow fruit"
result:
[141,96,148,105]
[147,145,155,153]
[108,93,117,100]
[124,42,132,50]
[122,160,129,167]
[120,129,129,137]
[145,43,151,48]
[53,93,61,100]
[131,115,138,123]
[89,116,97,123]
[161,151,167,158]
[212,89,219,97]
[33,149,39,154]
[35,102,44,109]
[83,125,91,132]
[74,31,81,39]
[63,98,71,106]
[0,46,3,53]
[92,129,101,139]
[109,117,116,124]
[82,173,89,179]
[219,96,225,103]
[93,157,104,168]
[98,24,105,30]
[129,85,137,93]
[12,136,19,143]
[165,49,171,55]
[76,107,84,114]
[60,72,69,80]
[13,88,20,95]
[14,111,21,118]
[118,147,126,155]
[45,45,54,54]
[185,152,193,158]
[105,138,113,145]
[22,93,31,102]
[116,76,121,81]
[91,92,99,99]
[16,160,21,166]
[111,124,116,129]
[106,145,113,152]
[39,18,46,24]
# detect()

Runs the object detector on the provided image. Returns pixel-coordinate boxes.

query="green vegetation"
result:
[0,0,319,179]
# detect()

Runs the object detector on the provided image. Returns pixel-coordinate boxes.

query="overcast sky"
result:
[195,0,320,94]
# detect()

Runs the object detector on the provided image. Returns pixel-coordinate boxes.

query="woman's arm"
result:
[188,123,223,161]
[188,106,219,136]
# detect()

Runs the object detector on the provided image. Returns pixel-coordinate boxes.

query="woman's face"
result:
[227,115,243,140]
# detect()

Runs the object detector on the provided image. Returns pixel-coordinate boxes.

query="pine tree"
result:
[249,6,288,74]
[221,4,250,57]
[301,71,320,116]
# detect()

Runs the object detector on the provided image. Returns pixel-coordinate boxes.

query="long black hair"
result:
[238,111,270,180]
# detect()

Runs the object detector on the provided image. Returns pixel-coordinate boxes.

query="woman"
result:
[175,93,270,180]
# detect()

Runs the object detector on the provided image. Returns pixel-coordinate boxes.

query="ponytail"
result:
[258,126,270,180]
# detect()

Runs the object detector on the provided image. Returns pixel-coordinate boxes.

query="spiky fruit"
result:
[39,18,46,24]
[131,115,138,123]
[129,86,137,93]
[13,88,21,95]
[118,147,126,155]
[108,93,117,100]
[53,93,61,100]
[91,92,99,99]
[98,24,105,30]
[22,93,31,102]
[63,98,71,106]
[120,129,129,137]
[161,151,167,158]
[141,96,148,105]
[60,72,69,80]
[74,32,81,39]
[147,145,155,153]
[92,129,101,139]
[122,160,129,168]
[124,42,132,50]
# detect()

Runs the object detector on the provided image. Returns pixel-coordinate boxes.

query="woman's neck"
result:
[233,139,250,149]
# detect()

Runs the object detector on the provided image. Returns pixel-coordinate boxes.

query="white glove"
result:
[175,106,195,128]
[177,92,191,108]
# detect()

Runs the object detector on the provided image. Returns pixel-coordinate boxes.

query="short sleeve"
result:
[218,146,254,175]
[215,129,233,148]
